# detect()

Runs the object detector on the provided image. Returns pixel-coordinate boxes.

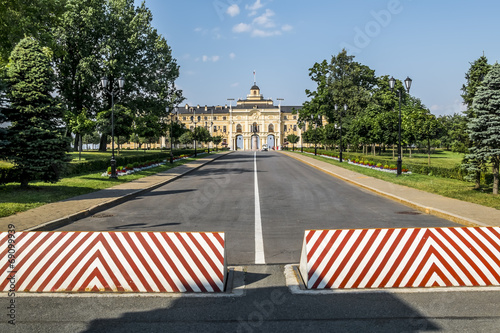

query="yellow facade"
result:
[177,84,302,150]
[112,84,303,150]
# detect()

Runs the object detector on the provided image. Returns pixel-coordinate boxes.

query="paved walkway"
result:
[1,150,499,231]
[0,152,231,231]
[281,151,500,227]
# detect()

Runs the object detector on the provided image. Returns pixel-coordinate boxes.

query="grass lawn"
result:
[68,149,168,162]
[0,157,193,218]
[342,148,465,168]
[299,152,500,210]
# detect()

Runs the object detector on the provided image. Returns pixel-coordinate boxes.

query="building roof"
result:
[176,104,302,115]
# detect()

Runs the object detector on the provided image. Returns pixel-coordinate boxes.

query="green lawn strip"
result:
[298,153,500,210]
[0,157,196,218]
[68,149,169,162]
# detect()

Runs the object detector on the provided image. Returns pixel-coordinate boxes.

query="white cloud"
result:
[202,55,220,63]
[246,0,263,12]
[233,22,252,33]
[229,52,236,60]
[231,82,239,87]
[251,29,281,37]
[194,27,203,32]
[253,9,275,28]
[281,24,293,32]
[227,4,240,17]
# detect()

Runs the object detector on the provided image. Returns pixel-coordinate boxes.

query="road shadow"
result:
[80,285,440,333]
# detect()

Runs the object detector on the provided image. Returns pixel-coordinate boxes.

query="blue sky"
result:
[136,0,500,116]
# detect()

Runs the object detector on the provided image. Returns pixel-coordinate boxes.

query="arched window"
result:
[268,124,274,132]
[236,124,242,133]
[252,122,258,132]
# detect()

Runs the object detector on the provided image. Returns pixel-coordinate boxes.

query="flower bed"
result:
[303,152,411,175]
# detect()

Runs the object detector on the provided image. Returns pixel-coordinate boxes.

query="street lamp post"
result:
[227,98,234,150]
[100,76,125,179]
[209,106,213,154]
[169,106,177,164]
[334,104,347,162]
[389,76,412,176]
[190,105,199,157]
[277,98,284,150]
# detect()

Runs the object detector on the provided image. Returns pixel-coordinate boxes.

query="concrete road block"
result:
[299,227,500,289]
[1,231,226,292]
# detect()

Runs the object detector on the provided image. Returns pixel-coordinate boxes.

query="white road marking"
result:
[254,151,265,264]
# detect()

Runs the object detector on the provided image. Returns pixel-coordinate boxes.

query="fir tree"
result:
[467,63,500,195]
[461,54,491,188]
[5,37,70,187]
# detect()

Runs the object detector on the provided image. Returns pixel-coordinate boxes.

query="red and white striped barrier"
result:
[299,227,500,289]
[1,231,226,293]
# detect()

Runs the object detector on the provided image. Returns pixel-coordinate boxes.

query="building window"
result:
[268,124,274,132]
[284,116,287,120]
[236,124,242,133]
[213,125,217,132]
[190,116,193,122]
[223,126,227,133]
[252,122,259,133]
[284,124,287,132]
[214,116,217,120]
[293,124,297,131]
[204,116,207,120]
[223,116,227,120]
[183,116,186,121]
[293,115,297,120]
[197,116,201,122]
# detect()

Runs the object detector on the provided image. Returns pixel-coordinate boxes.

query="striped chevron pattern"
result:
[299,227,500,289]
[0,232,226,292]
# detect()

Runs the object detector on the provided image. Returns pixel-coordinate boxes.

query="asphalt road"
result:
[57,151,457,265]
[5,151,499,332]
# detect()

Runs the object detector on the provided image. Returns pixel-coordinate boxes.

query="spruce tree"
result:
[5,37,70,187]
[461,55,491,188]
[468,63,500,195]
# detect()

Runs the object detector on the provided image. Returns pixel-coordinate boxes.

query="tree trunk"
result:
[99,134,107,152]
[493,162,499,195]
[79,133,83,161]
[74,134,79,152]
[427,138,431,166]
[392,144,395,159]
[409,146,412,158]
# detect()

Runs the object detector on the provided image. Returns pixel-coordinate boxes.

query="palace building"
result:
[116,83,304,150]
[175,83,303,150]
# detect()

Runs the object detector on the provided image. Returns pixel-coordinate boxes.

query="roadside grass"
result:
[68,149,166,162]
[299,152,500,210]
[0,157,194,218]
[340,148,464,168]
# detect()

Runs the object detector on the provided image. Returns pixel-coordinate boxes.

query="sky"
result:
[135,0,500,116]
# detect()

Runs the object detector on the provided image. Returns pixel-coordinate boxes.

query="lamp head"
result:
[404,76,412,93]
[118,76,125,89]
[101,76,108,89]
[388,76,396,91]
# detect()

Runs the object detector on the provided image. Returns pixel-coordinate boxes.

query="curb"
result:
[25,152,232,231]
[281,152,486,228]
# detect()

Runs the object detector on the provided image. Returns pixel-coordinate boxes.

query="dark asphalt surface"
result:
[57,151,457,265]
[7,151,499,333]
